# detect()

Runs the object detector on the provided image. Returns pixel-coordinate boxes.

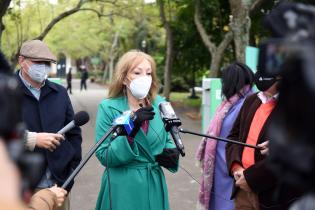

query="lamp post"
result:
[141,39,147,53]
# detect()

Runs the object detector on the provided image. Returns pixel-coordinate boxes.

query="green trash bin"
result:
[201,78,222,133]
[48,77,62,85]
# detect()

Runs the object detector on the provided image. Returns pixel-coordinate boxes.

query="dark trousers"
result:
[80,79,87,91]
[67,82,72,94]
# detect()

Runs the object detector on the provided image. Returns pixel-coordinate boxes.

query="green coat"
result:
[95,95,178,210]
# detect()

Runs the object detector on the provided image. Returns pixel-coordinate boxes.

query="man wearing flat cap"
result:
[16,40,82,210]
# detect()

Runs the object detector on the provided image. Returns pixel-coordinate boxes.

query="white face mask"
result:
[128,76,152,100]
[25,62,51,83]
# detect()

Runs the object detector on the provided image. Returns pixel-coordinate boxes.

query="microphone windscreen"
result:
[158,102,177,118]
[74,111,90,126]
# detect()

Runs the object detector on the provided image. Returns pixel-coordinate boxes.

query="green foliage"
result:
[198,0,230,43]
[1,0,160,66]
[88,69,103,80]
[170,92,201,108]
[0,0,284,98]
[168,1,215,91]
[153,51,165,83]
[170,76,190,92]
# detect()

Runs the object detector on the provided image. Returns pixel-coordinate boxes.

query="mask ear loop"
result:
[21,63,33,81]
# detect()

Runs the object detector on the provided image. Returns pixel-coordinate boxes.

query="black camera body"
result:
[0,52,45,200]
[258,2,315,194]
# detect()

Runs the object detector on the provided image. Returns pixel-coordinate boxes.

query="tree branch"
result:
[158,0,167,27]
[95,0,118,4]
[78,8,132,19]
[34,0,132,40]
[34,0,86,40]
[216,31,233,56]
[194,0,216,54]
[158,0,172,39]
[79,8,110,17]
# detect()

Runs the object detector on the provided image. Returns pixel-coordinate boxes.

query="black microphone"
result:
[57,111,90,134]
[158,102,185,157]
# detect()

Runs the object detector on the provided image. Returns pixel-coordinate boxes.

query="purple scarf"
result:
[195,85,250,210]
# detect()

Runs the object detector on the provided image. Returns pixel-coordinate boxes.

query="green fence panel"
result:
[48,77,62,85]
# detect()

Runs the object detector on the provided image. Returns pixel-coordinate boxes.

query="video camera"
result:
[258,2,315,194]
[258,3,315,85]
[0,52,45,201]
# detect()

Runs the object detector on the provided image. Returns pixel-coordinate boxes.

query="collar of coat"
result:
[105,95,167,161]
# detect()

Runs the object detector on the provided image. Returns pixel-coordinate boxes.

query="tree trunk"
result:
[0,0,12,47]
[102,63,109,83]
[230,0,251,63]
[194,0,232,77]
[162,27,173,100]
[209,53,222,78]
[158,0,173,100]
[194,0,266,76]
[108,31,119,82]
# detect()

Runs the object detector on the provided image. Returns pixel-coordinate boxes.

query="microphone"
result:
[111,111,135,139]
[57,111,90,134]
[158,102,185,157]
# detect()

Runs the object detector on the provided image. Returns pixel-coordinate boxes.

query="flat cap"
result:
[20,40,57,63]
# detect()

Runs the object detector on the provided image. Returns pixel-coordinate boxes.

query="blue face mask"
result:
[27,63,51,83]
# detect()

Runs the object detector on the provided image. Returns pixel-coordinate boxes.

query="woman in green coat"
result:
[95,50,179,210]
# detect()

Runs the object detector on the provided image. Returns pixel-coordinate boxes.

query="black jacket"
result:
[16,71,82,191]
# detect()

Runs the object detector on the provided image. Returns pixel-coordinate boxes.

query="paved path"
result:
[64,79,202,210]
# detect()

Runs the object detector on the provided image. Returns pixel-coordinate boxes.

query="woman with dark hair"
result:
[196,62,254,210]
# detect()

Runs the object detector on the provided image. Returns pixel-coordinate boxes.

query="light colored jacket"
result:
[0,189,56,210]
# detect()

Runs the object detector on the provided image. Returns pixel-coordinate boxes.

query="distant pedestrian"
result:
[80,67,88,91]
[66,67,72,94]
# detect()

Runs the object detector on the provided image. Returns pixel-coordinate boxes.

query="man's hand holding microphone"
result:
[30,132,64,152]
[25,111,89,152]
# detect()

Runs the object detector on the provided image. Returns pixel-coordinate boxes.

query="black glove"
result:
[130,106,155,137]
[155,148,179,169]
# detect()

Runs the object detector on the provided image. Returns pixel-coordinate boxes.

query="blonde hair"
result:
[108,50,159,102]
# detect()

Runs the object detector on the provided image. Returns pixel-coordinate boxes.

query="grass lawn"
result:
[169,92,202,108]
